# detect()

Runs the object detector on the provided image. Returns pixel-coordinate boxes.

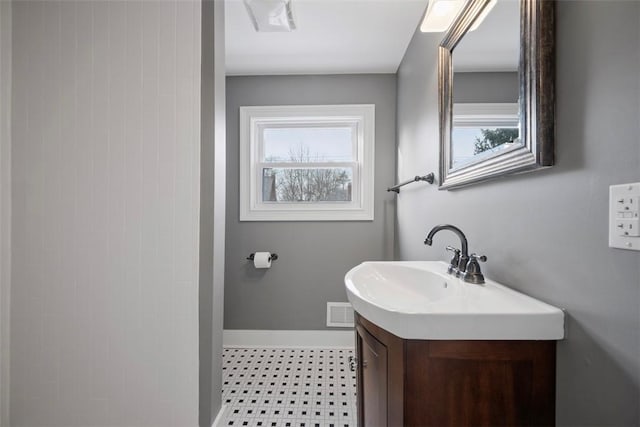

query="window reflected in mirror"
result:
[451,102,520,169]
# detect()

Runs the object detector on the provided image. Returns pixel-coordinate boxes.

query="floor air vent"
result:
[326,302,355,327]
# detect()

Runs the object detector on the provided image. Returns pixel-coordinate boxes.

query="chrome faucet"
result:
[425,224,469,274]
[424,224,486,284]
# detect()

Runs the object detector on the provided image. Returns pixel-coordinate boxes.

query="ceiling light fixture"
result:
[420,0,497,33]
[243,0,297,32]
[420,0,465,33]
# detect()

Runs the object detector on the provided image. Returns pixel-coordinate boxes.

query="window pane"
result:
[262,167,353,202]
[451,127,519,168]
[263,127,353,163]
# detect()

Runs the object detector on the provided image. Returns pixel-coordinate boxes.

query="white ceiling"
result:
[225,0,430,76]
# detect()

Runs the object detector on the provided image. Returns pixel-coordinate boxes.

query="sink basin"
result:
[344,261,564,340]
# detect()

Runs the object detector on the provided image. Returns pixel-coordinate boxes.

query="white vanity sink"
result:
[344,261,564,340]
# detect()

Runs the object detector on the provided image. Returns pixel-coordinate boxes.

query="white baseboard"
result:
[211,404,227,427]
[223,329,355,348]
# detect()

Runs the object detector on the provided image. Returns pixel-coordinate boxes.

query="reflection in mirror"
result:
[438,0,555,189]
[451,0,520,170]
[451,102,519,169]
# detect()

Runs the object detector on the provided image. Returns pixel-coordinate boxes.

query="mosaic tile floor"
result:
[221,347,358,427]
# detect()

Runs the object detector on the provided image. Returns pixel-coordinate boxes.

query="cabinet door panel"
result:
[357,324,387,427]
[405,340,555,426]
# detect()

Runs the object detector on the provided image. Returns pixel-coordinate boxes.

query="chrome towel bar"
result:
[387,173,435,193]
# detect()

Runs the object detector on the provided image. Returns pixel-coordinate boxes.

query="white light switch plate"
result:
[609,182,640,251]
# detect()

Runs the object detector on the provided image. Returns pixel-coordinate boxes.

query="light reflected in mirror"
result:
[450,0,521,170]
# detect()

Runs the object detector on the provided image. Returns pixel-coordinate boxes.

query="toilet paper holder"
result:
[246,253,279,262]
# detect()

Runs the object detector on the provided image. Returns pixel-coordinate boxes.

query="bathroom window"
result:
[240,105,375,221]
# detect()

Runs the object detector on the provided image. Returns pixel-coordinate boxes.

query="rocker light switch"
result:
[609,183,640,250]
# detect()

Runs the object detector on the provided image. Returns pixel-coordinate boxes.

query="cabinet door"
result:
[356,324,388,427]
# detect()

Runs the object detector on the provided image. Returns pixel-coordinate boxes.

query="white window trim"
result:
[240,105,375,221]
[453,102,520,128]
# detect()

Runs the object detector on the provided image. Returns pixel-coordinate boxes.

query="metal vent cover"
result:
[326,302,355,328]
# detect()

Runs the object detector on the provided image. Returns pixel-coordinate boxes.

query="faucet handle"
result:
[469,253,487,262]
[445,246,461,275]
[463,254,487,284]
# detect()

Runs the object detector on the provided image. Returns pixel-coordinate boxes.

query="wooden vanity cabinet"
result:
[355,312,556,427]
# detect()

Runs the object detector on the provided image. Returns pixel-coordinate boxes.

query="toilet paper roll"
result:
[253,252,272,269]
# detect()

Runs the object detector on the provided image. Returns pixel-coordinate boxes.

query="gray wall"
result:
[199,0,226,425]
[453,71,519,103]
[396,1,640,425]
[11,1,202,425]
[0,1,10,425]
[225,74,396,330]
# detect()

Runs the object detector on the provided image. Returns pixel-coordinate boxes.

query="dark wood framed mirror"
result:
[438,0,555,189]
